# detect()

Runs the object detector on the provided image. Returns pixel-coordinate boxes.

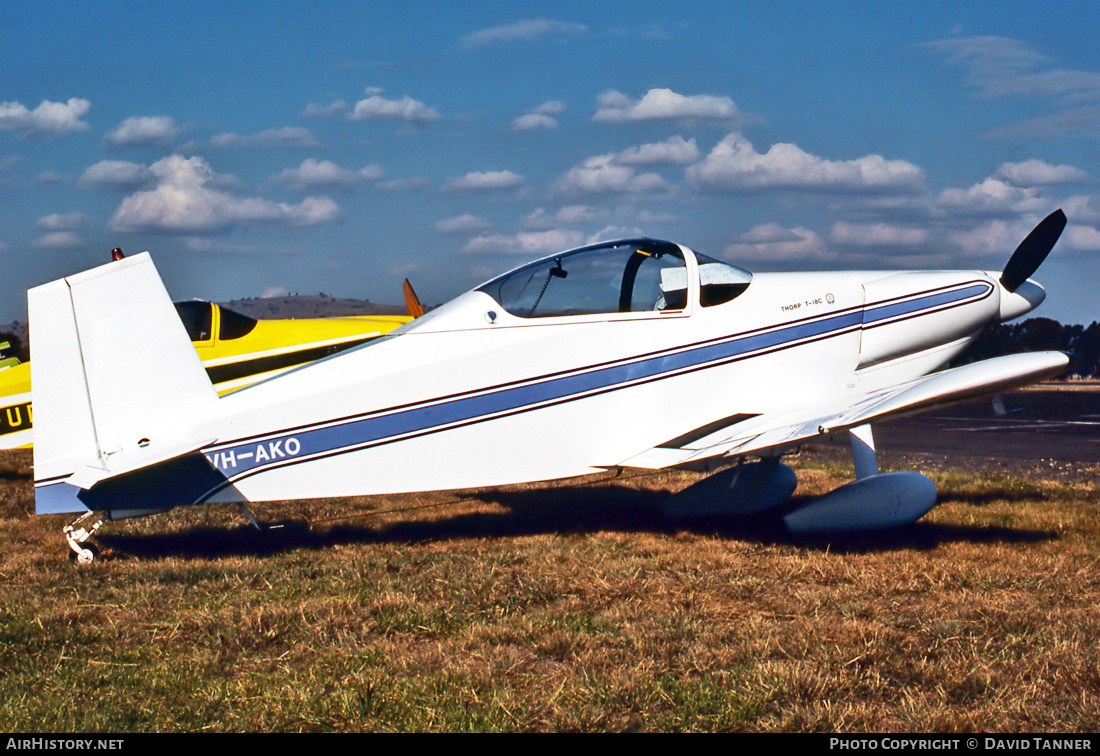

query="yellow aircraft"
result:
[0,343,31,449]
[0,300,412,449]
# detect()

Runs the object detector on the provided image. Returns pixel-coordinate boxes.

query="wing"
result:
[618,351,1069,470]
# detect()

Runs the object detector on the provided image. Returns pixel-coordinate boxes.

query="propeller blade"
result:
[1000,209,1066,293]
[403,278,425,318]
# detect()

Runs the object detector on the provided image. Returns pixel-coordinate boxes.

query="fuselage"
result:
[178,241,1020,509]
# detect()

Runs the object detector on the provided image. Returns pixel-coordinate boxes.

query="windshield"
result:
[174,301,213,341]
[478,239,687,318]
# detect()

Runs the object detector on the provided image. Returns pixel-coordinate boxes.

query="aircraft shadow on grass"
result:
[94,482,1055,561]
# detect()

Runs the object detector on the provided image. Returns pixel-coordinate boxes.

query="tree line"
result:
[955,318,1100,379]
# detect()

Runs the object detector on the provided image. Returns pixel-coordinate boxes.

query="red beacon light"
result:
[111,248,125,261]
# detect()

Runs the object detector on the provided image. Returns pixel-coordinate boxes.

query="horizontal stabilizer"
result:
[66,436,218,490]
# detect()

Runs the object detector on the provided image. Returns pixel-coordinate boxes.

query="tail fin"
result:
[30,253,219,513]
[403,278,425,318]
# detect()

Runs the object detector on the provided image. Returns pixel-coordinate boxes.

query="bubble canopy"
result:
[477,238,751,319]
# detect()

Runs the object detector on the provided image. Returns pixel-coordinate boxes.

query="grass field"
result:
[1,448,1097,732]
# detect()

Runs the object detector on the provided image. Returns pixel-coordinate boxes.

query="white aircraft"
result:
[30,211,1069,562]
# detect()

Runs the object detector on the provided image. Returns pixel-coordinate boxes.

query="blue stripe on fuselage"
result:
[204,307,868,482]
[863,283,991,325]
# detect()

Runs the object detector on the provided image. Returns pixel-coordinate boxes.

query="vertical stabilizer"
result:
[30,253,219,510]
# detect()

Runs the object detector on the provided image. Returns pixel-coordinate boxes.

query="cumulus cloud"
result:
[636,210,681,225]
[460,19,587,48]
[104,116,180,147]
[943,211,1089,260]
[0,98,91,136]
[945,218,1039,259]
[301,100,349,118]
[513,113,558,131]
[377,177,431,191]
[33,231,84,249]
[209,127,321,148]
[555,154,668,195]
[533,101,566,115]
[723,223,832,262]
[523,205,607,229]
[587,224,646,242]
[1066,224,1100,250]
[687,132,924,193]
[443,170,524,192]
[513,100,566,131]
[947,213,1100,258]
[273,158,383,190]
[350,89,441,123]
[78,160,155,191]
[1060,194,1100,225]
[179,237,266,256]
[993,159,1089,187]
[303,88,441,125]
[35,212,86,231]
[614,135,700,166]
[110,155,341,234]
[463,229,586,255]
[593,88,737,123]
[936,177,1045,217]
[436,214,491,234]
[830,222,929,247]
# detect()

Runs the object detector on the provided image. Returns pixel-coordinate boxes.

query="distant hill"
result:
[219,294,408,319]
[1,321,27,355]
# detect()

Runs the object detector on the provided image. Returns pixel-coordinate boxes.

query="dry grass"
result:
[0,448,1097,732]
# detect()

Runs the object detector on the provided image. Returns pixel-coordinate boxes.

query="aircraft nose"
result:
[999,279,1046,322]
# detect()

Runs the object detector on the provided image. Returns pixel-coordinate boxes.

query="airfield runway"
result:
[832,385,1100,479]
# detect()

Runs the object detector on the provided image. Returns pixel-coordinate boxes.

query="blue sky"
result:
[2,1,1100,325]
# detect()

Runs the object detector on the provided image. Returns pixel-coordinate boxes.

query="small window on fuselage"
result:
[694,253,752,307]
[218,307,259,340]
